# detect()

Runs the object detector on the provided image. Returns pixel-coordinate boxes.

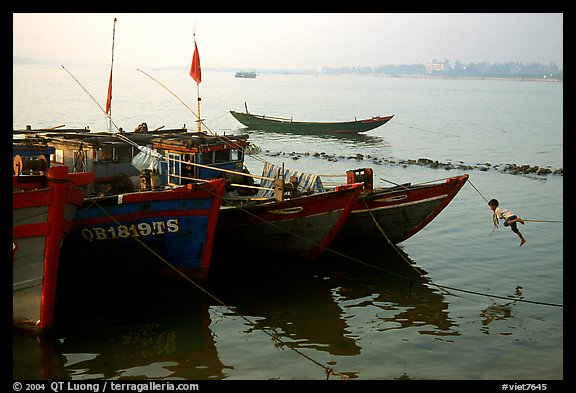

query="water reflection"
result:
[208,262,362,357]
[209,240,458,360]
[479,286,523,335]
[13,242,458,380]
[13,276,227,380]
[321,241,459,338]
[242,128,385,146]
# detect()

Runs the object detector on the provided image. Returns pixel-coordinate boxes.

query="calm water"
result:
[12,64,563,382]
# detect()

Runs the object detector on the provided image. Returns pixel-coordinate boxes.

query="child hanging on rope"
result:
[488,199,526,246]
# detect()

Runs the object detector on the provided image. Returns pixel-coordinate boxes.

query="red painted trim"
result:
[12,189,52,208]
[39,166,70,330]
[199,178,227,270]
[308,184,363,260]
[12,222,50,239]
[13,165,88,331]
[68,171,95,187]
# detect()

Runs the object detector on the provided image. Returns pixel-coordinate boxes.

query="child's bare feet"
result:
[520,238,526,246]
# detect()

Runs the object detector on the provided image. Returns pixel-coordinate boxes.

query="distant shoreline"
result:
[13,61,563,83]
[386,74,563,83]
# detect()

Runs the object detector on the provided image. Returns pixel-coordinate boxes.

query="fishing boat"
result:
[13,145,94,332]
[15,130,229,281]
[59,177,227,282]
[230,107,394,135]
[336,169,469,242]
[260,164,469,244]
[215,183,363,261]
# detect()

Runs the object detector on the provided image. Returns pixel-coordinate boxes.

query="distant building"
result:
[426,59,450,73]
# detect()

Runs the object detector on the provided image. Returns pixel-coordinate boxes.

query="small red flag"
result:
[190,40,201,84]
[105,70,113,115]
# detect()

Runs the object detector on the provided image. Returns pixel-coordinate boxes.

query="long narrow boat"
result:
[337,168,469,242]
[13,153,93,333]
[230,110,394,135]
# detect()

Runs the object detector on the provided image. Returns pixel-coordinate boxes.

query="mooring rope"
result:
[354,177,563,308]
[466,177,563,224]
[86,197,351,380]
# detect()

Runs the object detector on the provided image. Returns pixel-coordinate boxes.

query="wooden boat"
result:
[260,165,469,245]
[337,168,469,243]
[230,108,394,134]
[16,130,229,281]
[60,177,227,282]
[215,183,363,261]
[13,146,94,332]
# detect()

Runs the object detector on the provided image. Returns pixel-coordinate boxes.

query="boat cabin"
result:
[150,132,250,187]
[17,127,251,195]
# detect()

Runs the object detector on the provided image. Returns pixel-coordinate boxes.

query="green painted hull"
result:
[230,111,394,134]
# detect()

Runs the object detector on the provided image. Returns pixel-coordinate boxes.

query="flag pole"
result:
[197,84,201,133]
[190,33,202,133]
[106,17,117,132]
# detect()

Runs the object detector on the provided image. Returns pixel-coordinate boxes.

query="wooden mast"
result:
[105,17,117,132]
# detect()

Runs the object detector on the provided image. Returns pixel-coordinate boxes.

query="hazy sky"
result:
[13,13,563,70]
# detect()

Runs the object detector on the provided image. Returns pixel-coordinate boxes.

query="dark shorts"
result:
[504,215,519,233]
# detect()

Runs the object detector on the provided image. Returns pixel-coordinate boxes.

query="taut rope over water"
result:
[466,178,563,230]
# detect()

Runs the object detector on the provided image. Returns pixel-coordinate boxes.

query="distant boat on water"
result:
[235,71,257,78]
[230,108,394,135]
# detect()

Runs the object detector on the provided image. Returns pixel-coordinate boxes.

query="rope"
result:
[344,177,564,308]
[61,65,122,132]
[466,178,563,226]
[393,119,461,138]
[466,178,489,203]
[84,190,352,379]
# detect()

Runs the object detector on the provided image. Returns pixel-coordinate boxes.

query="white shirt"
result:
[495,207,514,220]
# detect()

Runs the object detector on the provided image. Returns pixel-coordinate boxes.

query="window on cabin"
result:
[200,152,213,165]
[52,149,64,164]
[214,149,230,164]
[230,149,242,162]
[114,145,133,161]
[97,146,114,161]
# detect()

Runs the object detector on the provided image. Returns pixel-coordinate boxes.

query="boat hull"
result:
[60,179,227,282]
[215,185,362,261]
[13,166,90,332]
[339,175,469,243]
[230,111,394,134]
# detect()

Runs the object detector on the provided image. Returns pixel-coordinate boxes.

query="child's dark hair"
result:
[488,199,499,207]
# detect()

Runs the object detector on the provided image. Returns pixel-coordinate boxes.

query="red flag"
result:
[190,40,201,84]
[105,70,113,115]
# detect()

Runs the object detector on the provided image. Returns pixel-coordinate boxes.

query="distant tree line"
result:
[320,61,562,80]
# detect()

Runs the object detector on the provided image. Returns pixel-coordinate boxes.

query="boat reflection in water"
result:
[321,240,459,338]
[13,242,457,380]
[14,275,228,380]
[210,240,458,366]
[245,128,386,145]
